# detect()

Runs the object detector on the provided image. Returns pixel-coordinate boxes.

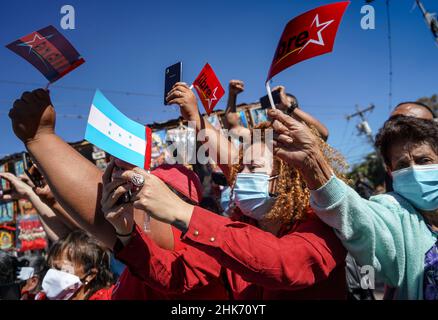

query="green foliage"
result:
[347,152,386,188]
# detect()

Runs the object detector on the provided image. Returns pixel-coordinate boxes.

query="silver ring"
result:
[131,173,145,187]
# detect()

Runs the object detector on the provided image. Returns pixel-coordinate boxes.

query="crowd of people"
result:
[0,79,437,300]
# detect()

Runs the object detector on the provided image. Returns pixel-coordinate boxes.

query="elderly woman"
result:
[266,109,438,300]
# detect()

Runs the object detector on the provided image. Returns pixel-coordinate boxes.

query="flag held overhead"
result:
[193,63,225,115]
[85,90,152,170]
[6,25,85,83]
[267,1,349,81]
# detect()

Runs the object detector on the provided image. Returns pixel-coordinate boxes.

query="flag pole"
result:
[265,80,276,109]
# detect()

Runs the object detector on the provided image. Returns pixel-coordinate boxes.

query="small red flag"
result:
[193,63,225,115]
[267,1,349,81]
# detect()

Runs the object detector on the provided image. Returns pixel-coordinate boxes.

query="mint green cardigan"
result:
[310,176,437,300]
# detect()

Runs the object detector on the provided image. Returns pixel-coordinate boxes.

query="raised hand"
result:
[0,172,33,200]
[268,109,319,168]
[271,85,292,111]
[268,109,333,189]
[118,168,194,228]
[228,80,244,96]
[166,82,200,123]
[8,89,56,145]
[101,159,135,236]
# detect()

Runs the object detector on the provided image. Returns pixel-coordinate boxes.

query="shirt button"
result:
[193,230,199,236]
[210,237,215,242]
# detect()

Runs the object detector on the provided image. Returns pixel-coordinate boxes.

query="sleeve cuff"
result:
[310,175,347,209]
[182,206,230,248]
[113,225,146,261]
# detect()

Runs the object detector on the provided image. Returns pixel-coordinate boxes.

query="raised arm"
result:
[0,172,71,241]
[7,89,174,249]
[225,80,244,114]
[267,109,407,287]
[100,171,222,294]
[166,83,239,180]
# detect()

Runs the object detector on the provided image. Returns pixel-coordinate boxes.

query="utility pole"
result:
[346,104,376,147]
[415,0,438,45]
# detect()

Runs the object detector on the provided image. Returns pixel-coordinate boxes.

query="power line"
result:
[0,80,161,98]
[386,0,394,111]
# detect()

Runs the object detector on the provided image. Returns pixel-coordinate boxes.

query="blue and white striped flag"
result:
[85,90,152,169]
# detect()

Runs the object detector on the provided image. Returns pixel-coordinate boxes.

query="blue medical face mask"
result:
[231,173,277,221]
[392,164,438,212]
[220,186,232,215]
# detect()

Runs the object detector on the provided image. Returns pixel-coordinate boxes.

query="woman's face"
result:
[241,142,273,175]
[389,141,438,172]
[240,142,277,194]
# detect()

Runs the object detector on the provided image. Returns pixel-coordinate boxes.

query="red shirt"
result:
[115,206,347,300]
[88,286,114,300]
[112,226,228,300]
[34,286,113,300]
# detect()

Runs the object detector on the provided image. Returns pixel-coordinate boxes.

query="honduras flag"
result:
[85,90,152,170]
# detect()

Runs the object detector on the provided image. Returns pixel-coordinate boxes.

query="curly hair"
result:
[375,115,438,167]
[227,121,347,225]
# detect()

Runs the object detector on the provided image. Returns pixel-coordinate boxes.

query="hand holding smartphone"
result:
[164,62,183,105]
[22,153,44,188]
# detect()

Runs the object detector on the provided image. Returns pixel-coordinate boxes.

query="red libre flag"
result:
[6,25,85,83]
[193,63,225,115]
[267,1,349,80]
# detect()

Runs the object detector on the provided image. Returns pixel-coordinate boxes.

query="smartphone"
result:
[22,153,44,188]
[164,62,182,105]
[259,89,282,109]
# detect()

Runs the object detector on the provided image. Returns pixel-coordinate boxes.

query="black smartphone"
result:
[22,153,44,188]
[164,62,182,105]
[259,89,282,109]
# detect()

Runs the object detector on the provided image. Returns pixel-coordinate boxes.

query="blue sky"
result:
[1,0,437,166]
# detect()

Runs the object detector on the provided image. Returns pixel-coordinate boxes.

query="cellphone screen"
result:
[164,62,182,105]
[259,89,281,109]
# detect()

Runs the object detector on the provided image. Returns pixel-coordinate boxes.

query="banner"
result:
[6,25,85,83]
[267,1,349,80]
[193,63,225,115]
[85,90,152,170]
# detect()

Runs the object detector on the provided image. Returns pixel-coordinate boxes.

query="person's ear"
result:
[27,276,39,292]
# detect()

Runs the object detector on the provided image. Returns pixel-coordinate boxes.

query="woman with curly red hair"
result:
[102,82,349,299]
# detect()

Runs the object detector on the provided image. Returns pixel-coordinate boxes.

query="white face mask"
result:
[17,267,34,281]
[42,268,83,300]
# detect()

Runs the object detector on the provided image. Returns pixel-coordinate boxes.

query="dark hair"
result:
[394,101,436,118]
[47,230,114,299]
[286,93,299,108]
[375,115,438,167]
[17,255,48,292]
[0,251,18,284]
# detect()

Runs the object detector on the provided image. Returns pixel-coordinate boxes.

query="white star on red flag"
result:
[299,14,334,53]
